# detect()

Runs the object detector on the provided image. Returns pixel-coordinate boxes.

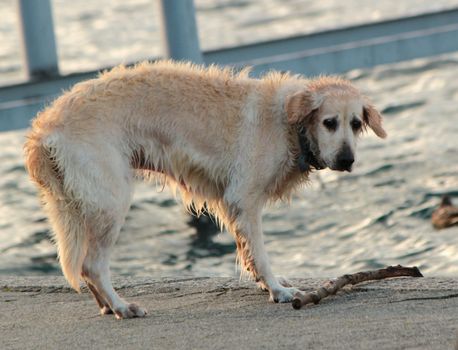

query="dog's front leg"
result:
[228,202,301,303]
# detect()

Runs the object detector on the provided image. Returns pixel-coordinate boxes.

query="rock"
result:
[432,195,458,229]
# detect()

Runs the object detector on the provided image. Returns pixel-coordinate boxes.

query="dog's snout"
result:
[336,146,354,172]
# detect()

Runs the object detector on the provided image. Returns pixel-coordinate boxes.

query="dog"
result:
[24,61,386,319]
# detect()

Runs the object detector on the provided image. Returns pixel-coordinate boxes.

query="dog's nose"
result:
[336,146,354,171]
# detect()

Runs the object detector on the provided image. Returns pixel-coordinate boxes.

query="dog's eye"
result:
[323,118,337,131]
[351,119,362,131]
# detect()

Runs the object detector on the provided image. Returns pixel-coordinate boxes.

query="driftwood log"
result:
[292,265,423,310]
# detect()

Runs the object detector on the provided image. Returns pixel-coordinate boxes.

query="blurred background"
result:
[0,0,457,279]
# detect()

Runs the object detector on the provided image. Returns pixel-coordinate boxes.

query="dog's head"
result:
[286,77,386,172]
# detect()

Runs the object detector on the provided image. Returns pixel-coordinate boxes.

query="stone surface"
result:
[1,276,458,349]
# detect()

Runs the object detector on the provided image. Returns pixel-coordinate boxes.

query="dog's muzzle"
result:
[334,145,354,172]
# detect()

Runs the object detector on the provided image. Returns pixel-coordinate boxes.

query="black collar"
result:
[296,125,324,172]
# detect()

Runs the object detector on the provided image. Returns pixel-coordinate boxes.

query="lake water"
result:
[0,1,457,280]
[2,0,458,82]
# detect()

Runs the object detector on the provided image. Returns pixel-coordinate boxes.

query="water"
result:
[1,1,458,279]
[2,0,458,82]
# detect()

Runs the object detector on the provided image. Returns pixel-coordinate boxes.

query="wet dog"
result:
[24,61,386,318]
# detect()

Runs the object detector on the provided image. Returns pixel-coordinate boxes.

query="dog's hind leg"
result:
[61,141,146,318]
[43,185,143,317]
[27,129,146,318]
[81,215,147,319]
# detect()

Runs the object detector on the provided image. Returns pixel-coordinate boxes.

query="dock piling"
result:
[17,0,59,80]
[158,0,204,64]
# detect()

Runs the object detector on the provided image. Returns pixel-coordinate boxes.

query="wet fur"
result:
[24,60,385,317]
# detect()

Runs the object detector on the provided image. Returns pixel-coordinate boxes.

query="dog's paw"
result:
[269,286,301,303]
[114,303,147,319]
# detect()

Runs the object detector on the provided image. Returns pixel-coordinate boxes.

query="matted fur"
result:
[24,60,386,316]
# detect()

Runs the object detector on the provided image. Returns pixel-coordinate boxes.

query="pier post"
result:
[158,0,204,64]
[17,0,59,80]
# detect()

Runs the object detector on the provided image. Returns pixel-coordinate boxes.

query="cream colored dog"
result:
[24,61,386,319]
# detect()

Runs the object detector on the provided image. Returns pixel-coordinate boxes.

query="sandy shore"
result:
[1,276,457,349]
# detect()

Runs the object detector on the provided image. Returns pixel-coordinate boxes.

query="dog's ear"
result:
[363,103,387,138]
[285,90,322,125]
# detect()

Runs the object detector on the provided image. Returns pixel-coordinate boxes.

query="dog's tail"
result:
[42,188,88,293]
[24,113,87,292]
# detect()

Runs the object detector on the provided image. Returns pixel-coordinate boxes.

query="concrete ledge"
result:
[1,276,458,349]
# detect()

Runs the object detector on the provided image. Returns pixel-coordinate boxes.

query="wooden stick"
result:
[292,265,423,310]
